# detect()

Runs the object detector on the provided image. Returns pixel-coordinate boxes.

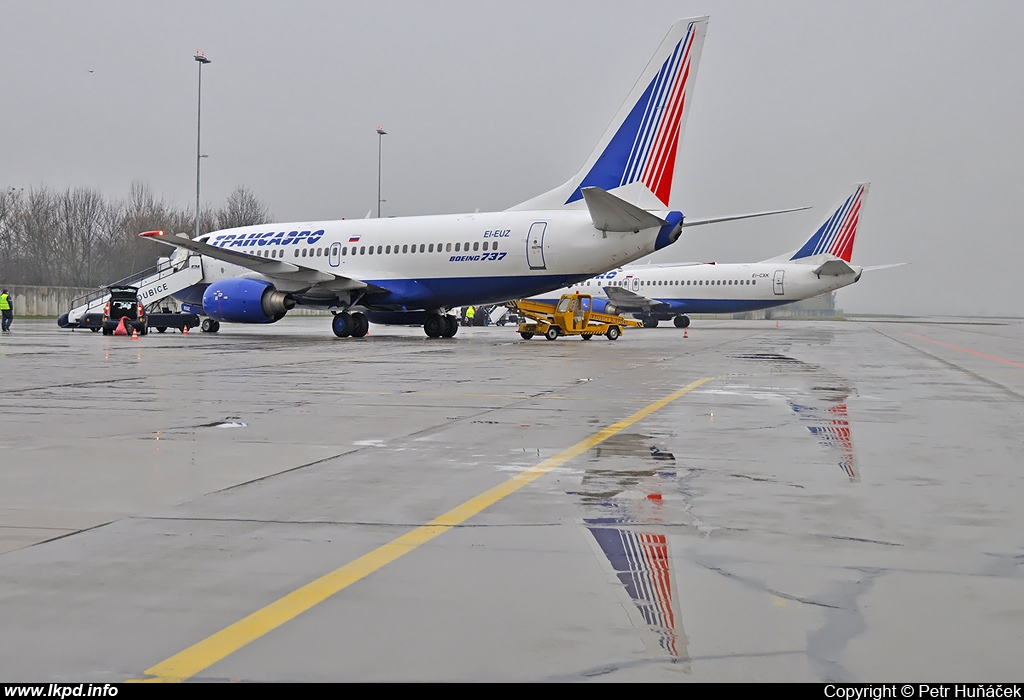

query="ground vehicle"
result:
[96,286,148,335]
[509,293,643,341]
[77,287,199,335]
[146,303,203,334]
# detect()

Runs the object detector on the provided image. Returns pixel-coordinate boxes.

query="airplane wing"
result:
[138,230,369,292]
[681,205,810,227]
[603,285,672,313]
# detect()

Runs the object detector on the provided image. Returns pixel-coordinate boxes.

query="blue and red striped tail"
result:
[791,183,870,262]
[510,17,708,212]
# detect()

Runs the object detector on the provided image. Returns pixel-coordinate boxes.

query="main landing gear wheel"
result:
[350,312,369,338]
[424,314,443,338]
[201,318,213,333]
[441,315,458,338]
[606,326,621,341]
[332,311,353,338]
[643,317,659,328]
[673,315,690,328]
[545,327,560,341]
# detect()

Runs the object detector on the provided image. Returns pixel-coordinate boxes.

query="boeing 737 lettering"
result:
[533,183,904,328]
[130,17,803,339]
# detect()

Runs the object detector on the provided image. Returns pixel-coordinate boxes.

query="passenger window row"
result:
[252,240,501,259]
[585,278,758,287]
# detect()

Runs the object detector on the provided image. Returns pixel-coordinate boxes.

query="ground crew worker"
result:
[466,305,475,326]
[0,289,12,331]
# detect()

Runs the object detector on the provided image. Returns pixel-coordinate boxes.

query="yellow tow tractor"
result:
[509,293,643,341]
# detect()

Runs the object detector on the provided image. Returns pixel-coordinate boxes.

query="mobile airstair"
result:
[59,252,205,328]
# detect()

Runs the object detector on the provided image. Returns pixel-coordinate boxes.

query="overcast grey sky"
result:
[2,1,1022,317]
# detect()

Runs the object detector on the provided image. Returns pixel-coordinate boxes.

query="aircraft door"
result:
[527,222,547,270]
[773,269,785,295]
[329,242,341,268]
[629,276,640,292]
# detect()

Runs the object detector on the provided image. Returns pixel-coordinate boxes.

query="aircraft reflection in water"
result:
[791,389,858,481]
[733,348,859,481]
[571,433,689,663]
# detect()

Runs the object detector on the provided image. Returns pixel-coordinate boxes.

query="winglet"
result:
[581,187,667,232]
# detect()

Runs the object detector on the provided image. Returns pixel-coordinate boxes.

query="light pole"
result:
[376,126,387,218]
[195,51,211,239]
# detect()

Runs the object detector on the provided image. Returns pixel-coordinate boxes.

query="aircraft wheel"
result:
[332,312,353,338]
[424,314,443,338]
[545,327,560,341]
[643,317,659,328]
[581,333,593,340]
[441,315,458,337]
[210,320,221,333]
[606,326,621,341]
[520,332,534,340]
[350,313,369,338]
[673,315,690,329]
[201,318,213,333]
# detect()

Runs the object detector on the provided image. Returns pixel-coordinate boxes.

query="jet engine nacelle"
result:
[202,278,295,324]
[591,298,617,315]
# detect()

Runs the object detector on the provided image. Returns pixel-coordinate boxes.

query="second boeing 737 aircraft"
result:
[533,183,903,327]
[139,16,802,338]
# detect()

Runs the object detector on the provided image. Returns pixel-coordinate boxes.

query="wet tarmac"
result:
[0,316,1021,682]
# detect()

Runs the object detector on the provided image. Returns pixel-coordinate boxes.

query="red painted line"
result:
[901,331,1024,369]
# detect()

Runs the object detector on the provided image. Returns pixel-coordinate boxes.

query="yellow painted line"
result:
[285,388,648,402]
[134,376,715,682]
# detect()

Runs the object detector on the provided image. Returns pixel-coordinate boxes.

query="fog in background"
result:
[2,1,1021,316]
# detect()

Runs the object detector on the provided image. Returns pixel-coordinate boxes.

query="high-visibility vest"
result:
[0,294,10,311]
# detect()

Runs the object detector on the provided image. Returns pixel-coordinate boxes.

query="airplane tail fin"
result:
[773,183,870,263]
[509,16,708,212]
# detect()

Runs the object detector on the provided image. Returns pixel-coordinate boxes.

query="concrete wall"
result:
[3,285,94,317]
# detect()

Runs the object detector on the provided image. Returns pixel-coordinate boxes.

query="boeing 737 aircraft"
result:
[137,17,802,338]
[533,183,902,328]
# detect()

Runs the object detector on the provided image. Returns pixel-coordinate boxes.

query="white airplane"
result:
[532,183,903,328]
[139,16,799,339]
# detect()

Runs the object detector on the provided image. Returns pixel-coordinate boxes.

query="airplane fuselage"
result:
[534,260,862,317]
[180,209,679,313]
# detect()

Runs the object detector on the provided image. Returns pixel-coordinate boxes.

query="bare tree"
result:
[52,187,107,287]
[216,186,272,230]
[0,180,277,287]
[0,187,25,283]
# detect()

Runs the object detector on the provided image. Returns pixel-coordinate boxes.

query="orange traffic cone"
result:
[114,317,128,336]
[131,326,139,340]
[776,320,779,328]
[683,328,688,339]
[182,323,189,335]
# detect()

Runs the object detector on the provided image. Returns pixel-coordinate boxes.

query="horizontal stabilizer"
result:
[682,205,810,228]
[811,259,857,276]
[581,187,667,233]
[862,263,909,272]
